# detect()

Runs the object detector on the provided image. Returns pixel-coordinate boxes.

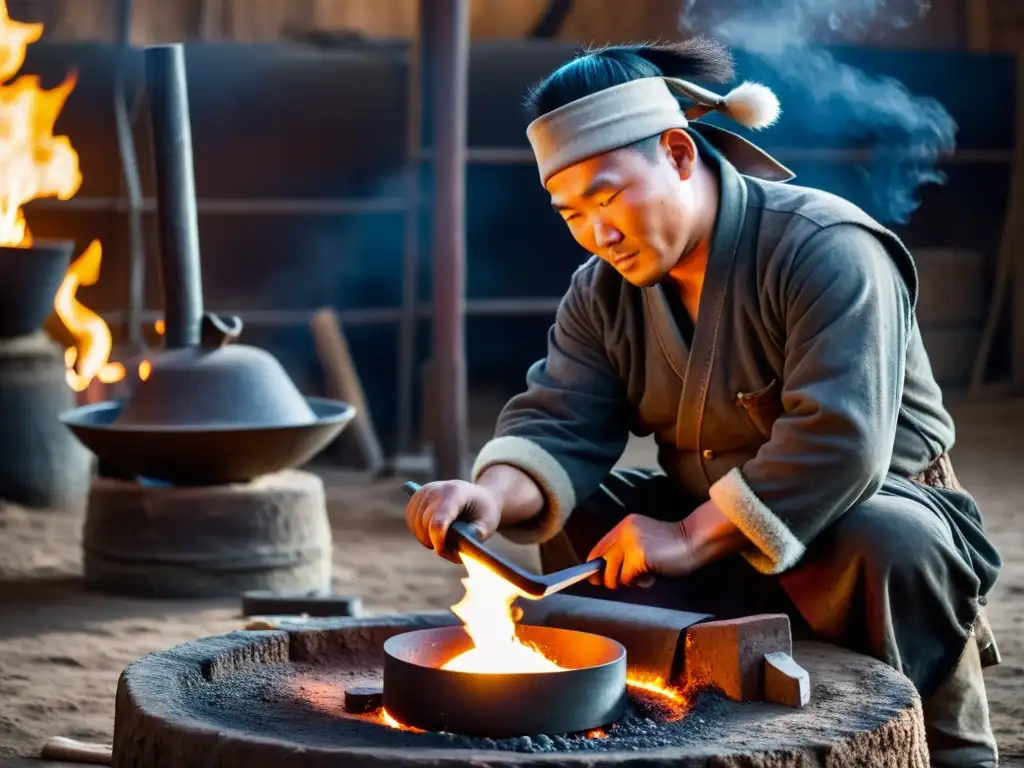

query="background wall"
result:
[4,0,1010,50]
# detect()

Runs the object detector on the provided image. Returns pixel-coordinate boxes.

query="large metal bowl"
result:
[60,397,355,485]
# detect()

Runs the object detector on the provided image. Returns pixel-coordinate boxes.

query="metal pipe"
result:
[424,0,470,480]
[143,44,204,350]
[114,0,145,350]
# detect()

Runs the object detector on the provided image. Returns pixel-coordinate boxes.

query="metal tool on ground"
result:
[241,590,363,618]
[403,480,603,599]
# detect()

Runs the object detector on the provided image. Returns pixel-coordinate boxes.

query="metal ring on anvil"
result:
[382,624,627,737]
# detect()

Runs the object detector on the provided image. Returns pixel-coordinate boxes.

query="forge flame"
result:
[374,552,689,733]
[441,552,562,674]
[0,0,124,391]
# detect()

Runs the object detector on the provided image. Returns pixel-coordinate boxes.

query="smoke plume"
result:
[680,0,956,223]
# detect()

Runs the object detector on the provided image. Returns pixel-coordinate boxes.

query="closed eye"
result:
[599,190,623,207]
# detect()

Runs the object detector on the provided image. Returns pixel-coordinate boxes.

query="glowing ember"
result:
[626,676,686,704]
[377,707,423,732]
[441,552,562,674]
[137,320,165,382]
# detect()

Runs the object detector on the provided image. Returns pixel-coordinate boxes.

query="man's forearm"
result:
[476,464,546,526]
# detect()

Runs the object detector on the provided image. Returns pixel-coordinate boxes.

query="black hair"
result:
[524,38,734,159]
[525,38,735,119]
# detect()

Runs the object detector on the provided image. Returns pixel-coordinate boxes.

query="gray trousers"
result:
[544,466,1001,701]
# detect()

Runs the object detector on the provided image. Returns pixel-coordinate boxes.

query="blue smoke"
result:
[679,0,957,223]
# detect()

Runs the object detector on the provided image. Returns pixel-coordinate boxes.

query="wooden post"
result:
[964,0,992,52]
[422,0,470,480]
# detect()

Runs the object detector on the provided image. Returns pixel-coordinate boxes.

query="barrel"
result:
[82,469,332,598]
[0,332,93,509]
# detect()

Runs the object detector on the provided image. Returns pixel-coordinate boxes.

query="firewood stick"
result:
[40,736,112,765]
[310,307,384,474]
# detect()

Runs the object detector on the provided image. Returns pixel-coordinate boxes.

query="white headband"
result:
[525,76,782,185]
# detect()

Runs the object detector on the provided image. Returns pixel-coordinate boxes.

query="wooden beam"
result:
[965,0,993,51]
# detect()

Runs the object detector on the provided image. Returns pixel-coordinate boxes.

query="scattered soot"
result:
[189,663,733,754]
[400,687,732,753]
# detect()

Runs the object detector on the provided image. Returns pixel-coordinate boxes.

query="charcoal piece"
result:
[344,685,383,713]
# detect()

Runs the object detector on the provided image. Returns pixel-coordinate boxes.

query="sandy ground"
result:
[0,397,1022,764]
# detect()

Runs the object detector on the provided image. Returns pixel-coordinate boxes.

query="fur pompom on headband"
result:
[668,78,781,131]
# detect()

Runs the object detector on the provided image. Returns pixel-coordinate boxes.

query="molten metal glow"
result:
[441,553,562,674]
[0,1,119,390]
[377,707,423,732]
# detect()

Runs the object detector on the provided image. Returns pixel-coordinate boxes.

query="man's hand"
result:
[405,480,502,564]
[586,514,696,589]
[586,499,749,589]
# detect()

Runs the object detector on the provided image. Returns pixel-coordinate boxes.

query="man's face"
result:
[546,130,697,287]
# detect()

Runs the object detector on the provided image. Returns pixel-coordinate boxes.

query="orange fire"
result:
[441,552,563,674]
[373,553,689,733]
[0,0,122,390]
[56,241,125,391]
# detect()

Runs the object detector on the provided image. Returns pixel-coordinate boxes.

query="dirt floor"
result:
[0,396,1021,764]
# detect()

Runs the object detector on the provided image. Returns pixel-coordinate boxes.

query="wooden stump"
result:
[83,469,332,598]
[112,621,930,767]
[0,332,93,509]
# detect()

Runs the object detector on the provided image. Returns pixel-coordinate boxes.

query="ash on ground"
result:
[414,688,728,753]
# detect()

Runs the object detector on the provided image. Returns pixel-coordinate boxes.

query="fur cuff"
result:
[708,467,806,575]
[471,436,576,545]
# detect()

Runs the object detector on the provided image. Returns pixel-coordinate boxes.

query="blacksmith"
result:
[405,39,1002,766]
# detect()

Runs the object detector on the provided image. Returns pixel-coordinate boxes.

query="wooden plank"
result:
[965,0,993,51]
[313,0,417,38]
[130,0,202,44]
[309,308,385,474]
[223,0,316,41]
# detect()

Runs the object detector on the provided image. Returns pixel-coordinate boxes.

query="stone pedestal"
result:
[84,469,332,598]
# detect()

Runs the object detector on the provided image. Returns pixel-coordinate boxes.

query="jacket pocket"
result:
[735,378,784,440]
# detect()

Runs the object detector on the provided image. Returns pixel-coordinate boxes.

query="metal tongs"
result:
[403,481,604,600]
